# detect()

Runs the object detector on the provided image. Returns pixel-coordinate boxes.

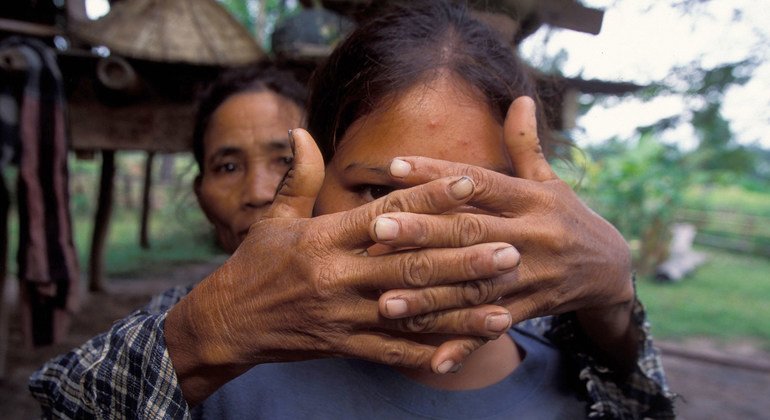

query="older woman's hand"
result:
[165,129,519,405]
[372,97,638,369]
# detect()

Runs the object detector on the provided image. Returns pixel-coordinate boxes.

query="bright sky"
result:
[519,0,770,150]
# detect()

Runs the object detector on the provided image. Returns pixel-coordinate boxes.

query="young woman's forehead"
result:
[335,74,511,172]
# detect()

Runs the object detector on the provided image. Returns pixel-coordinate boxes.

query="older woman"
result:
[31,2,673,419]
[30,63,519,418]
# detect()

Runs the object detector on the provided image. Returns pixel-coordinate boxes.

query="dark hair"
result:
[193,64,307,171]
[307,0,549,163]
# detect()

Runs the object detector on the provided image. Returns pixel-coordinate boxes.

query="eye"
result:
[214,162,239,173]
[357,184,396,201]
[279,155,294,165]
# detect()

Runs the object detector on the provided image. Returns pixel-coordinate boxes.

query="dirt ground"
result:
[1,260,769,419]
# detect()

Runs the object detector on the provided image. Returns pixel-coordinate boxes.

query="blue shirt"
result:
[193,327,586,419]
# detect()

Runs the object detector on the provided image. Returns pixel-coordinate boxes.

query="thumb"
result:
[266,128,325,218]
[504,96,557,182]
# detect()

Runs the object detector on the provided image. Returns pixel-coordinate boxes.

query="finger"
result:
[370,212,516,248]
[500,287,582,326]
[503,96,557,182]
[267,128,325,219]
[370,211,562,255]
[333,175,478,247]
[343,332,437,371]
[380,305,512,339]
[431,337,487,374]
[378,271,519,318]
[342,242,520,290]
[347,299,512,339]
[385,156,541,215]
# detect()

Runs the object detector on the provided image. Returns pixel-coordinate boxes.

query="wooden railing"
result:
[676,208,770,256]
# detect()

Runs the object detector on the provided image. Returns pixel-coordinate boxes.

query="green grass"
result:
[683,184,770,217]
[72,206,224,278]
[637,248,770,351]
[7,203,223,279]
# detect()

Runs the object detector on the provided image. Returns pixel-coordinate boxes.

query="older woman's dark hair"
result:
[307,0,548,163]
[193,65,307,171]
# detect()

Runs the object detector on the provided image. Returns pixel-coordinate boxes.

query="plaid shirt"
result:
[29,284,675,419]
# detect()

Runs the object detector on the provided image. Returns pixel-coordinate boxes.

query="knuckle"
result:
[540,189,560,212]
[539,220,566,249]
[462,167,487,190]
[381,342,408,366]
[536,287,563,314]
[417,289,441,312]
[460,279,496,305]
[380,192,410,214]
[458,337,486,355]
[312,264,337,296]
[458,250,488,281]
[402,253,434,287]
[401,313,438,333]
[454,215,487,246]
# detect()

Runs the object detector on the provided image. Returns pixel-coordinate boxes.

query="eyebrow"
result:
[262,139,291,152]
[209,146,242,161]
[344,162,389,176]
[209,139,289,159]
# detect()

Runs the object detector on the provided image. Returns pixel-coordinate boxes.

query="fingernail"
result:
[288,129,296,154]
[449,176,474,200]
[385,298,408,317]
[494,246,520,270]
[486,313,511,333]
[374,217,399,241]
[437,360,459,374]
[390,159,411,178]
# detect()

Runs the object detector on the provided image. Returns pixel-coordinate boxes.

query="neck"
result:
[397,333,521,390]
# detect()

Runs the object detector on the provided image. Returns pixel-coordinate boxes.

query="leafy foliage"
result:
[574,135,692,274]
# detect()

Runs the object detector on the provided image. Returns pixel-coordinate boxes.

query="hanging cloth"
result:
[0,37,79,347]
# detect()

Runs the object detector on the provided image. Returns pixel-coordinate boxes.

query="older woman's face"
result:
[315,74,512,215]
[197,91,303,253]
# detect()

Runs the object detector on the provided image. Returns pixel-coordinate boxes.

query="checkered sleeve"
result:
[29,284,194,419]
[528,294,677,419]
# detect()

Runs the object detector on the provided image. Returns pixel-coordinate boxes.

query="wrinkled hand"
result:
[165,129,519,405]
[372,97,636,367]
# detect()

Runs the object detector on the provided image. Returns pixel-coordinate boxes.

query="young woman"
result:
[191,2,673,418]
[31,3,673,419]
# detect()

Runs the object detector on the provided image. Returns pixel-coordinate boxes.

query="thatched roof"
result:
[72,0,265,66]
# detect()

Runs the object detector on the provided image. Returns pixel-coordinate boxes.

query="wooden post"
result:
[0,171,9,378]
[88,151,115,292]
[140,151,155,249]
